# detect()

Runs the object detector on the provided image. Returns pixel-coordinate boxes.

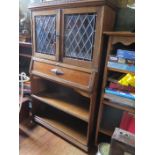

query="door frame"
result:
[61,7,102,69]
[32,9,60,61]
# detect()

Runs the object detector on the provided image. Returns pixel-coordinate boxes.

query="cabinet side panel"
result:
[102,6,116,32]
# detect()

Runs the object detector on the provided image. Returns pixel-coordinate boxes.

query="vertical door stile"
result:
[55,9,61,62]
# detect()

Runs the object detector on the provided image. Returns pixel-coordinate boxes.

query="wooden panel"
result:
[62,7,97,14]
[32,57,94,73]
[103,100,135,114]
[100,105,123,133]
[111,36,135,46]
[99,128,113,136]
[32,91,89,122]
[102,6,116,32]
[104,31,135,37]
[107,67,135,75]
[32,61,94,91]
[28,0,116,10]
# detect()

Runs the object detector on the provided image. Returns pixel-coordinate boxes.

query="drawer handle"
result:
[51,68,64,75]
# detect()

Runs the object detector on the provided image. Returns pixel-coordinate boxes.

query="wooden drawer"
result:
[32,61,95,92]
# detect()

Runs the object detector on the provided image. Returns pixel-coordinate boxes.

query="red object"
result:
[120,112,135,134]
[109,82,135,93]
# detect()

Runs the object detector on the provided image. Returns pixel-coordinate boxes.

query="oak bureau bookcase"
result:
[29,0,116,151]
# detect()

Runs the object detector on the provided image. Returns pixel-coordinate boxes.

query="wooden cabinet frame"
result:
[32,9,60,61]
[29,0,116,152]
[32,7,104,69]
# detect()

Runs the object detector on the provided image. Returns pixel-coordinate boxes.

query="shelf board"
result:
[99,128,113,137]
[19,53,31,59]
[19,42,32,48]
[34,115,87,146]
[103,99,135,114]
[107,67,135,75]
[103,31,135,37]
[32,92,89,122]
[104,93,135,108]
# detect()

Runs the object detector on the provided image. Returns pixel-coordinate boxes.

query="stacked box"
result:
[109,128,135,155]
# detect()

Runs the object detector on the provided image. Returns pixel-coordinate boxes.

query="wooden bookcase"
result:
[95,32,135,144]
[29,0,116,151]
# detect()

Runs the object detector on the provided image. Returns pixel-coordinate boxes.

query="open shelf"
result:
[99,128,113,136]
[31,77,90,122]
[103,100,135,114]
[32,91,89,122]
[19,53,31,59]
[19,41,32,48]
[96,33,135,144]
[102,93,135,114]
[97,132,111,145]
[100,105,123,135]
[34,116,87,145]
[107,67,134,75]
[33,102,88,146]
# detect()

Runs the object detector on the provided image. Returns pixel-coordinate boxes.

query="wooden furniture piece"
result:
[95,32,135,144]
[29,0,116,151]
[19,41,32,75]
[109,128,135,155]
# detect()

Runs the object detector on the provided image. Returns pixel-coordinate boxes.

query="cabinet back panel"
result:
[100,105,123,132]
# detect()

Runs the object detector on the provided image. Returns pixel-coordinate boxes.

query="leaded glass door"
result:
[32,10,60,61]
[62,7,99,68]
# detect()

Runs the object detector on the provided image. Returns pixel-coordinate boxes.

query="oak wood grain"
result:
[29,0,116,151]
[32,61,93,91]
[32,91,90,122]
[29,0,116,10]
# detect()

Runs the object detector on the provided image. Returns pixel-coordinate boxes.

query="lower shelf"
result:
[103,100,135,114]
[33,104,88,151]
[99,128,113,137]
[99,105,123,136]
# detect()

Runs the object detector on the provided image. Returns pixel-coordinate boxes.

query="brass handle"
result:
[51,68,64,75]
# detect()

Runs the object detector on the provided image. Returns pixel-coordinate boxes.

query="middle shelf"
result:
[32,91,89,122]
[31,76,90,123]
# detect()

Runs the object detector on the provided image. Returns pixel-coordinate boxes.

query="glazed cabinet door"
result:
[32,10,60,61]
[61,7,101,68]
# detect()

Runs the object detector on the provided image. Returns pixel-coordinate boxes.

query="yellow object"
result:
[118,73,135,87]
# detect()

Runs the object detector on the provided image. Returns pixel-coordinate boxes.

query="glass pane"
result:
[35,15,56,55]
[64,13,96,61]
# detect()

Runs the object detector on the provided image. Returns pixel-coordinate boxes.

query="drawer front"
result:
[32,61,93,91]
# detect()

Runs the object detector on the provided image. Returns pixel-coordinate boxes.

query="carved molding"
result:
[111,36,135,45]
